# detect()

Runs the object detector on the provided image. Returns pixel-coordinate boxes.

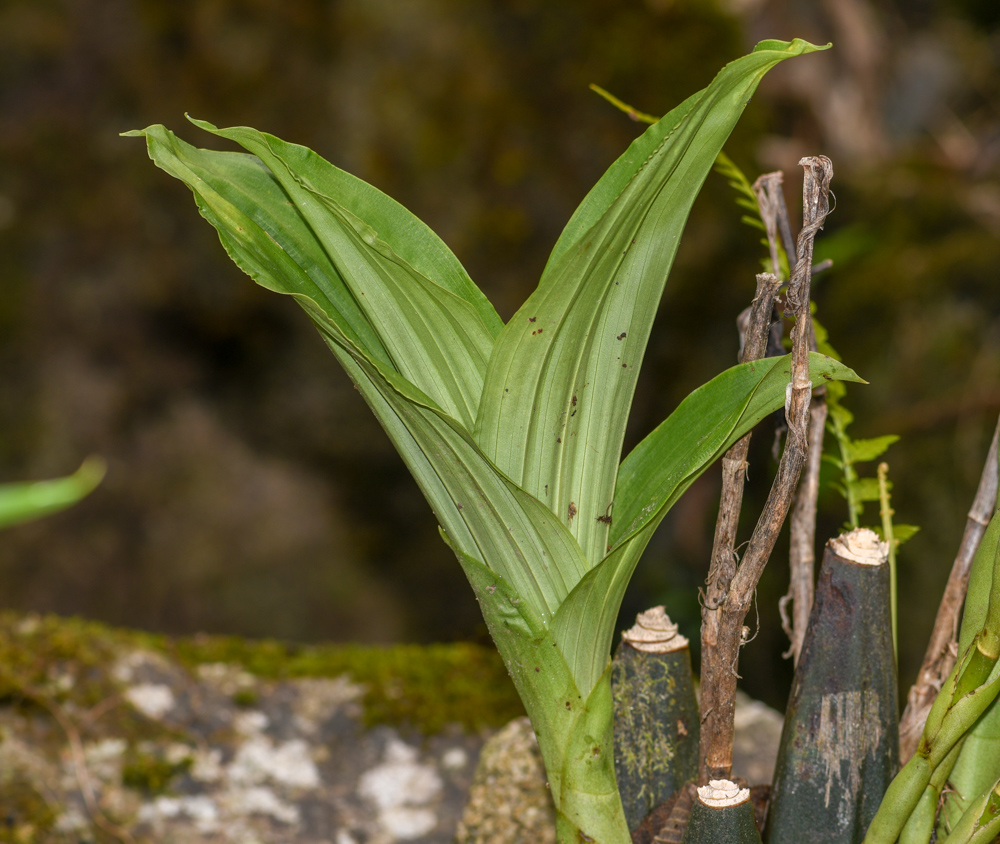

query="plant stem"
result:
[877,462,898,660]
[698,156,833,782]
[754,166,826,668]
[752,171,786,278]
[781,399,828,665]
[700,272,781,781]
[898,415,1000,761]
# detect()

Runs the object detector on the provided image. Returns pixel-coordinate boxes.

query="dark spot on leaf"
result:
[617,332,627,340]
[556,437,561,443]
[622,363,627,368]
[568,502,577,522]
[571,396,577,406]
[565,701,572,710]
[528,316,537,322]
[457,504,463,510]
[534,667,540,672]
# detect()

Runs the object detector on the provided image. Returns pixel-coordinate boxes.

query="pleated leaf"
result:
[449,539,630,844]
[126,122,499,431]
[127,39,844,844]
[557,352,862,695]
[127,122,587,620]
[475,38,829,565]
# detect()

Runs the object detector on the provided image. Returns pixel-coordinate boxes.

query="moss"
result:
[0,612,523,735]
[0,780,57,843]
[231,688,259,708]
[170,634,525,733]
[121,749,193,795]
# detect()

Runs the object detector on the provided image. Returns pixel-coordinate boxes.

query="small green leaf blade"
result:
[846,435,900,465]
[475,40,830,565]
[0,457,105,530]
[848,477,883,504]
[893,524,920,545]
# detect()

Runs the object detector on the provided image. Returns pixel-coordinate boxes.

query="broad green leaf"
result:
[554,353,861,696]
[613,352,863,546]
[309,313,588,620]
[130,121,595,619]
[0,457,105,530]
[846,434,899,465]
[448,539,630,844]
[475,39,830,565]
[126,123,497,431]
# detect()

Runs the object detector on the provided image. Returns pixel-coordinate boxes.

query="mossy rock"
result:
[0,611,523,843]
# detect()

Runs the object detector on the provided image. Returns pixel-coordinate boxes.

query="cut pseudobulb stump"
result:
[612,607,699,832]
[679,779,762,844]
[765,528,899,844]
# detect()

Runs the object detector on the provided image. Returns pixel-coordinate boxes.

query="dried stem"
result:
[756,166,827,665]
[753,172,785,276]
[702,273,783,732]
[898,414,1000,761]
[780,398,828,664]
[699,156,833,783]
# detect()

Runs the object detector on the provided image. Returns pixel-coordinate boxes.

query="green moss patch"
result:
[169,634,525,733]
[121,748,193,795]
[0,612,523,735]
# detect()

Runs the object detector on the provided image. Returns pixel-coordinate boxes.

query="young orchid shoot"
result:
[128,39,863,844]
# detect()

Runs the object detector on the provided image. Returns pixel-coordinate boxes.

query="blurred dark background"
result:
[1,0,999,710]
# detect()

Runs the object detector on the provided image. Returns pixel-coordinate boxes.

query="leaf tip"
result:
[185,114,220,133]
[752,38,832,56]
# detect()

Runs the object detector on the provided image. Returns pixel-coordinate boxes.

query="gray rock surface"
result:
[1,617,782,843]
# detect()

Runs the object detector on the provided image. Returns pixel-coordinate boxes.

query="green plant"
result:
[0,456,104,530]
[865,509,1000,844]
[126,39,860,843]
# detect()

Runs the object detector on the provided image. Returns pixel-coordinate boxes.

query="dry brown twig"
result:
[698,156,834,783]
[702,268,782,684]
[897,415,1000,761]
[752,169,829,666]
[780,399,828,664]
